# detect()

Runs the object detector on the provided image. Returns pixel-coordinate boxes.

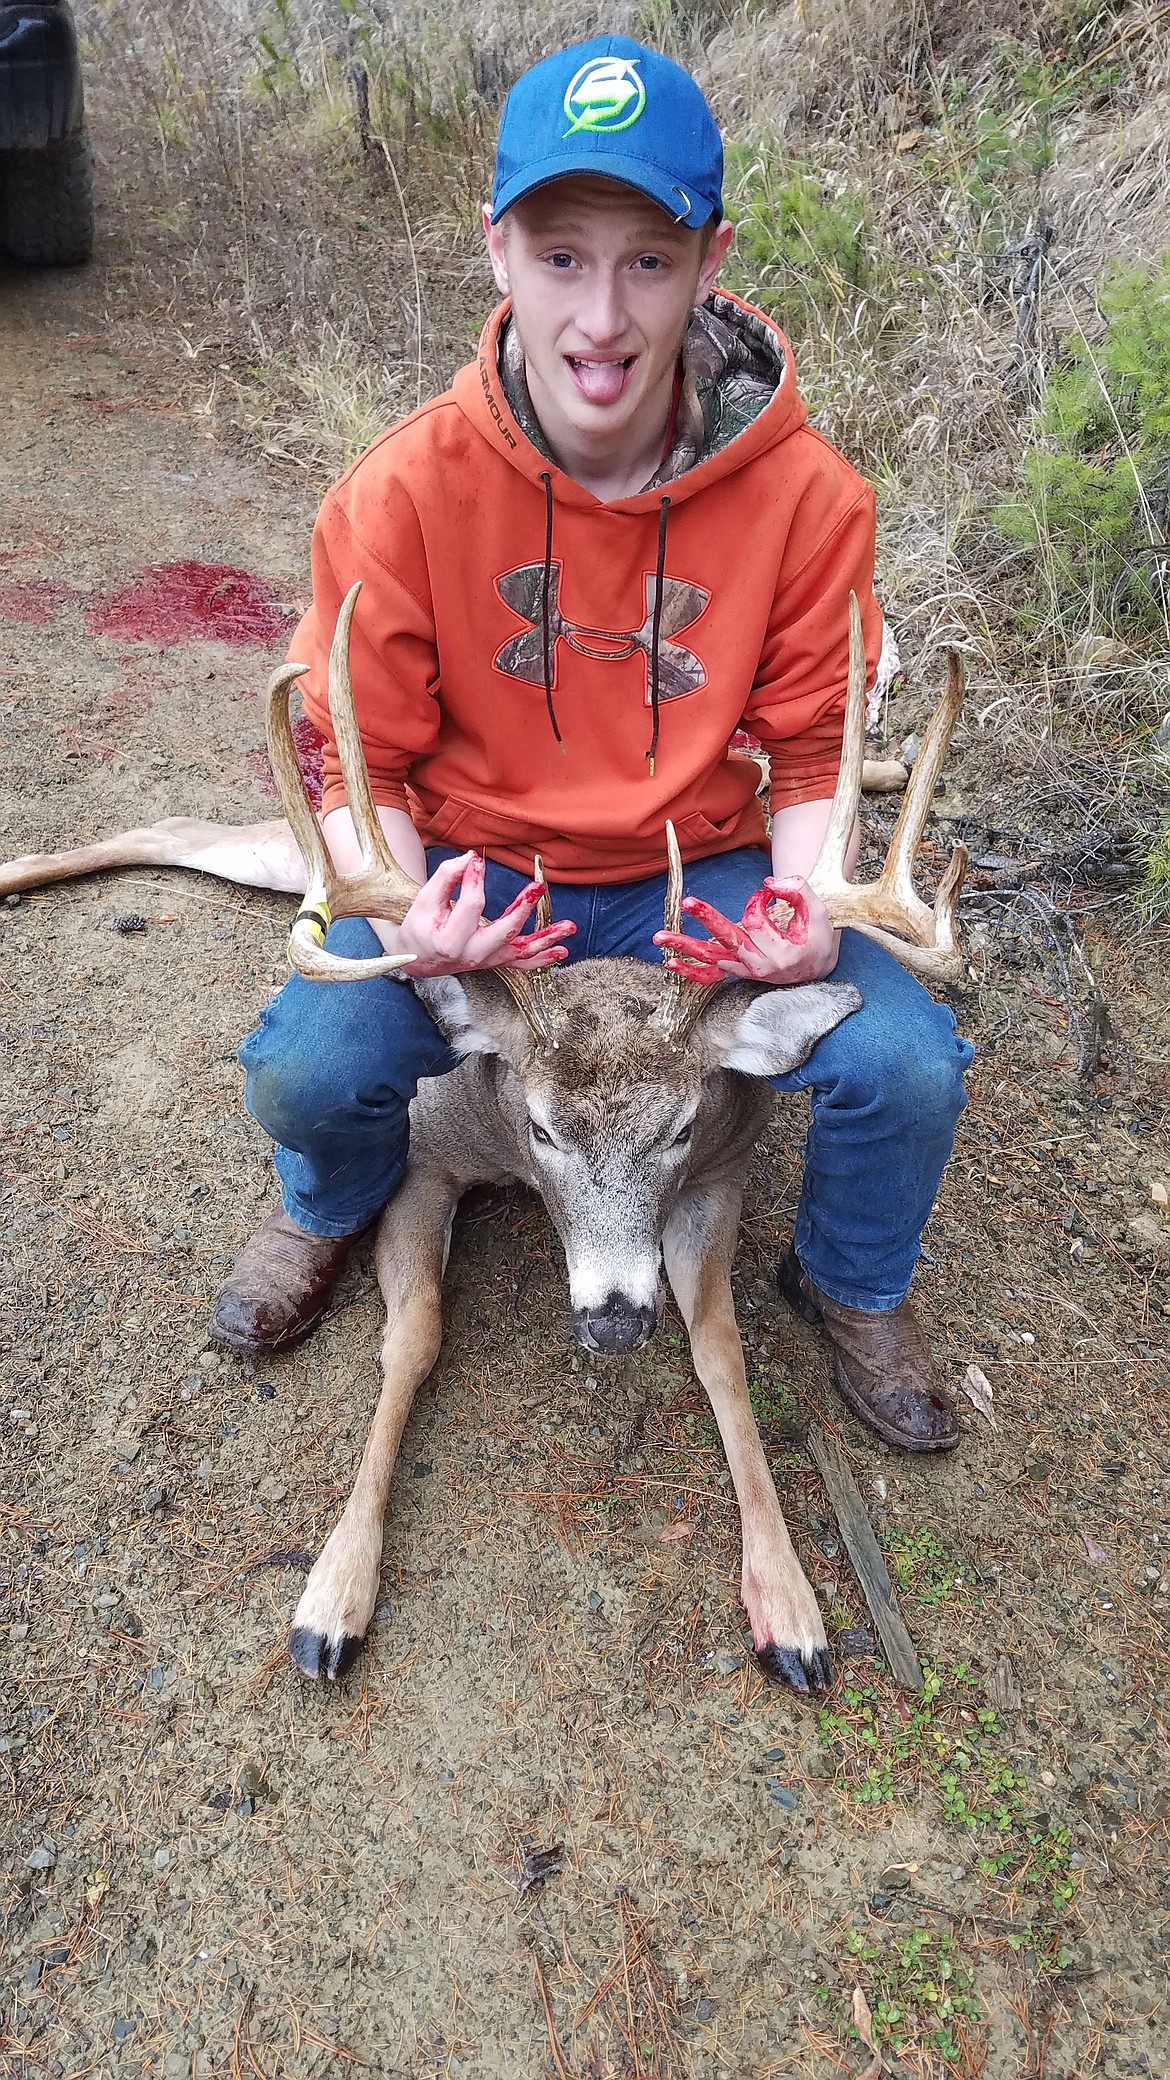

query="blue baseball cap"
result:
[490,36,723,230]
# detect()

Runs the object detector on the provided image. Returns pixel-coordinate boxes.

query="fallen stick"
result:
[807,1427,923,1693]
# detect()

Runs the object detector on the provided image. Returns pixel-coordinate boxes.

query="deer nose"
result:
[572,1293,657,1355]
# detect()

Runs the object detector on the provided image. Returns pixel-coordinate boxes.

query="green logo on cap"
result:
[563,57,646,135]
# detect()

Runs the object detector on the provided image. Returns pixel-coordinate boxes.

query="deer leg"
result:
[0,816,308,897]
[288,1163,461,1680]
[663,1190,831,1696]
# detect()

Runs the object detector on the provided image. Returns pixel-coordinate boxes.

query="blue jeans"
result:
[240,846,974,1310]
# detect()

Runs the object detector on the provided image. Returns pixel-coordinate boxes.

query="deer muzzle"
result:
[571,1292,658,1355]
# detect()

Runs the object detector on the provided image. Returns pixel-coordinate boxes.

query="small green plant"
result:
[252,0,304,101]
[1144,819,1170,921]
[748,1370,795,1424]
[819,1665,1078,1948]
[722,143,870,335]
[846,1922,978,2059]
[681,1410,720,1450]
[933,50,1092,248]
[881,1522,959,1605]
[997,252,1170,641]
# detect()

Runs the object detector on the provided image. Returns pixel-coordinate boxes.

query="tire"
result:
[1,131,93,266]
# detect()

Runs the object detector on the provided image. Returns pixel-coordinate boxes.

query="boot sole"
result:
[208,1300,331,1356]
[830,1354,961,1453]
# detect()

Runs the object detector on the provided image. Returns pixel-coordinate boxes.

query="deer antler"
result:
[497,852,565,1050]
[806,592,968,984]
[272,583,564,1045]
[654,821,721,1044]
[267,583,420,980]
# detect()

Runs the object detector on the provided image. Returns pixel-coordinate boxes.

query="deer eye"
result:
[529,1121,556,1148]
[670,1122,694,1149]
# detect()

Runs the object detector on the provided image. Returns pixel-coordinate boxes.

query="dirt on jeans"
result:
[1,258,1168,2080]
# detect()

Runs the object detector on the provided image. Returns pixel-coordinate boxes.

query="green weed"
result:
[846,1922,979,2060]
[930,48,1103,248]
[996,252,1170,642]
[748,1370,795,1424]
[1144,819,1170,922]
[722,144,871,336]
[252,0,304,100]
[681,1410,720,1451]
[881,1522,960,1606]
[819,1666,1077,1942]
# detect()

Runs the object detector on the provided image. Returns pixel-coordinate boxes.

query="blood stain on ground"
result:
[0,578,77,624]
[86,561,295,647]
[247,714,325,810]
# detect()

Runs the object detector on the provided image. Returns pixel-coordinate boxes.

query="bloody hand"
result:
[653,877,837,987]
[396,852,575,978]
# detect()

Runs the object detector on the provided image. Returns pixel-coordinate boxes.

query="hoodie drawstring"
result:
[646,495,671,778]
[538,472,565,755]
[534,476,671,778]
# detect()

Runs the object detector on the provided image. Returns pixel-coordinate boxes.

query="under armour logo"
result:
[493,563,709,701]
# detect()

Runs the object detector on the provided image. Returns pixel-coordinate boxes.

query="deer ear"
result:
[703,980,862,1077]
[414,975,535,1063]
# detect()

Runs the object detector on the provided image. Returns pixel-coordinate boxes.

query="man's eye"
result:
[635,254,664,271]
[530,1122,556,1147]
[548,252,575,269]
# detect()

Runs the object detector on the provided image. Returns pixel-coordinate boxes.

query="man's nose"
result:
[576,270,628,347]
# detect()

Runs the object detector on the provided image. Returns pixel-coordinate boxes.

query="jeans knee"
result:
[830,1015,972,1133]
[243,1050,329,1148]
[877,1027,971,1133]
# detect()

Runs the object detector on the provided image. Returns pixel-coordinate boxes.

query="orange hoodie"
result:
[290,292,880,883]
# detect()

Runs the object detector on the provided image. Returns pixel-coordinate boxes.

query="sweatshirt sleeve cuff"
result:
[319,776,412,818]
[768,767,844,812]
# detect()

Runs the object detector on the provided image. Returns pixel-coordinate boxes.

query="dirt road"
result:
[2,261,1168,2079]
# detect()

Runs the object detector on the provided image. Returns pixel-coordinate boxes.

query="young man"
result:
[213,35,973,1451]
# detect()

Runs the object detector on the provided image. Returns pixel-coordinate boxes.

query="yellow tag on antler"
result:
[288,900,332,956]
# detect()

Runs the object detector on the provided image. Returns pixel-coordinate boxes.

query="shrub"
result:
[722,143,870,337]
[997,253,1170,640]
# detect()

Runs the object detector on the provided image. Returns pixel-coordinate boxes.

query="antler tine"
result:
[806,597,969,986]
[664,818,684,936]
[266,584,418,982]
[266,660,324,883]
[879,649,966,934]
[328,583,417,911]
[498,851,563,1050]
[656,820,719,1043]
[532,850,553,932]
[806,588,868,902]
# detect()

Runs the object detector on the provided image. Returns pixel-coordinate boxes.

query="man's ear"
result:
[696,217,735,303]
[700,980,861,1078]
[483,204,510,296]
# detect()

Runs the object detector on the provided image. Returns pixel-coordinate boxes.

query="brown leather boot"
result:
[777,1246,960,1452]
[210,1208,366,1355]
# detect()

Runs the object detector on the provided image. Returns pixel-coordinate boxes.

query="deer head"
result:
[415,960,856,1352]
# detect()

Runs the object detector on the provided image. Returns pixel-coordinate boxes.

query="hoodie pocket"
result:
[670,805,755,851]
[421,794,480,846]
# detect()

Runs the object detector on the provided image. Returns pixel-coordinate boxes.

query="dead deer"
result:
[0,590,966,1694]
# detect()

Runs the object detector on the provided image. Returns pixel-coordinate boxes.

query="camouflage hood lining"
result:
[498,291,784,492]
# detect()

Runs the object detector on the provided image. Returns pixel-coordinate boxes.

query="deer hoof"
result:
[288,1623,364,1682]
[755,1642,833,1695]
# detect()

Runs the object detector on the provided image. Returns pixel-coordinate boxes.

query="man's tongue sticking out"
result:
[568,355,632,406]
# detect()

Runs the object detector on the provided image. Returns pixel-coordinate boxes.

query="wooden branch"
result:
[807,1427,923,1693]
